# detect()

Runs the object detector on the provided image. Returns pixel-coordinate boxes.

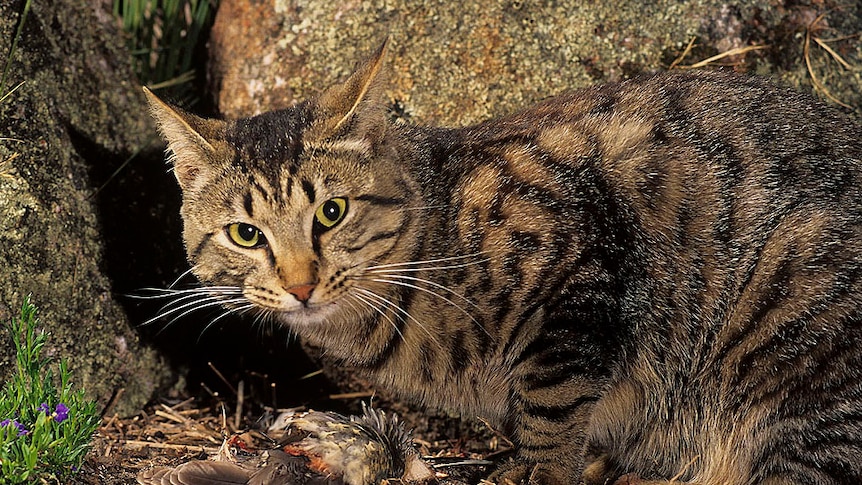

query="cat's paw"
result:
[582,454,618,485]
[486,460,529,485]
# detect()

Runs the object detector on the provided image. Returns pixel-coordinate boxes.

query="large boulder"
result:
[0,0,171,415]
[209,0,860,124]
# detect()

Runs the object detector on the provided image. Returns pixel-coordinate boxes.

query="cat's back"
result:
[449,69,862,235]
[460,69,860,167]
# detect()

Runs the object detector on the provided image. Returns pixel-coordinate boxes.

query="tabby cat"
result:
[144,41,862,484]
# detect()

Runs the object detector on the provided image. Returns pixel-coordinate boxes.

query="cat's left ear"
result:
[143,87,226,192]
[306,38,390,146]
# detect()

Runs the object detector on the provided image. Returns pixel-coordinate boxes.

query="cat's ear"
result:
[143,87,223,191]
[307,38,390,145]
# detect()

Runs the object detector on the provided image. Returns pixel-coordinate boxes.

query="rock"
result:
[208,0,860,124]
[0,0,171,415]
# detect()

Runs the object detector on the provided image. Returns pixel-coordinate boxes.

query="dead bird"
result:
[136,406,435,485]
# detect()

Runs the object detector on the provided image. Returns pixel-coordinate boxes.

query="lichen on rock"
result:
[0,0,171,416]
[209,0,860,124]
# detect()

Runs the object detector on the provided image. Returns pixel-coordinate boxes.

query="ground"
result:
[76,378,499,485]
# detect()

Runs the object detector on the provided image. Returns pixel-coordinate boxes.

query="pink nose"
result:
[286,284,315,302]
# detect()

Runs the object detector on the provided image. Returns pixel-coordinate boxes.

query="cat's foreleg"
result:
[490,381,600,484]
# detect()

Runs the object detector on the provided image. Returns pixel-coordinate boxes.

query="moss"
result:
[0,0,171,416]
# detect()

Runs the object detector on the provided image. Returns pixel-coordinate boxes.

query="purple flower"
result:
[54,403,69,423]
[38,402,51,415]
[2,418,28,436]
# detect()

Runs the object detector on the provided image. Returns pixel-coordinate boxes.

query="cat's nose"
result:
[286,283,315,302]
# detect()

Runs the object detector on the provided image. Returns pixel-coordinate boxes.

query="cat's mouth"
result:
[272,302,348,328]
[243,291,345,326]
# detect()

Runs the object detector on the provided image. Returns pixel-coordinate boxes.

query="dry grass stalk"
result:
[153,409,185,424]
[124,439,218,453]
[208,361,238,395]
[0,152,20,180]
[804,11,856,109]
[329,391,376,399]
[677,44,769,69]
[97,398,226,464]
[668,37,698,69]
[813,37,856,70]
[476,417,514,448]
[234,380,245,430]
[0,81,24,104]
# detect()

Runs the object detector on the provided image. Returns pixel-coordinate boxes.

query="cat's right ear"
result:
[143,87,221,191]
[306,38,390,145]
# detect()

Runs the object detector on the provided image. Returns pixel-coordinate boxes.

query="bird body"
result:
[137,407,434,485]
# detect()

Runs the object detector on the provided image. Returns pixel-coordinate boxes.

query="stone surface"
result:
[0,0,171,415]
[209,0,860,124]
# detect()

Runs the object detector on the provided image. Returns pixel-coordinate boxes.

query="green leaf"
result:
[0,297,100,482]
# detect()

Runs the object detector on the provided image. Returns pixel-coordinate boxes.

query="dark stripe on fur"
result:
[243,191,254,217]
[190,232,214,261]
[346,231,399,253]
[360,289,417,369]
[355,194,406,206]
[301,179,316,204]
[521,395,600,423]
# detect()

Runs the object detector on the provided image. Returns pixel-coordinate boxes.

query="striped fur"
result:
[145,44,862,484]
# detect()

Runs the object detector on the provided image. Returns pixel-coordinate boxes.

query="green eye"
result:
[227,223,265,248]
[314,198,348,229]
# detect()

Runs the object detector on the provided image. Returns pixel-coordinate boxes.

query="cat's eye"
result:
[314,198,348,229]
[227,223,266,248]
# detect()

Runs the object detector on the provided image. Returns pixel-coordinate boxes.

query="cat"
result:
[144,40,862,484]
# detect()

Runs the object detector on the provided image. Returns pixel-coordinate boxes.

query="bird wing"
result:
[247,450,346,485]
[137,460,252,485]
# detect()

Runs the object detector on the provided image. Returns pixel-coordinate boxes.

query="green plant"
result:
[114,0,218,103]
[0,297,100,484]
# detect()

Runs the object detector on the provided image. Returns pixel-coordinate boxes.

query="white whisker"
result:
[152,292,213,319]
[160,297,249,327]
[131,286,242,299]
[348,291,404,342]
[250,308,269,332]
[340,295,366,323]
[366,258,491,274]
[141,295,221,326]
[368,273,481,309]
[154,290,230,309]
[367,277,490,337]
[198,303,256,341]
[168,267,197,289]
[353,287,440,346]
[364,252,490,271]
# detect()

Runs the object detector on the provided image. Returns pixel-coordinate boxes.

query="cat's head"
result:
[144,41,424,350]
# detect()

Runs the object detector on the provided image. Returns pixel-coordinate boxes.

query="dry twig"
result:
[803,11,856,109]
[677,44,769,69]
